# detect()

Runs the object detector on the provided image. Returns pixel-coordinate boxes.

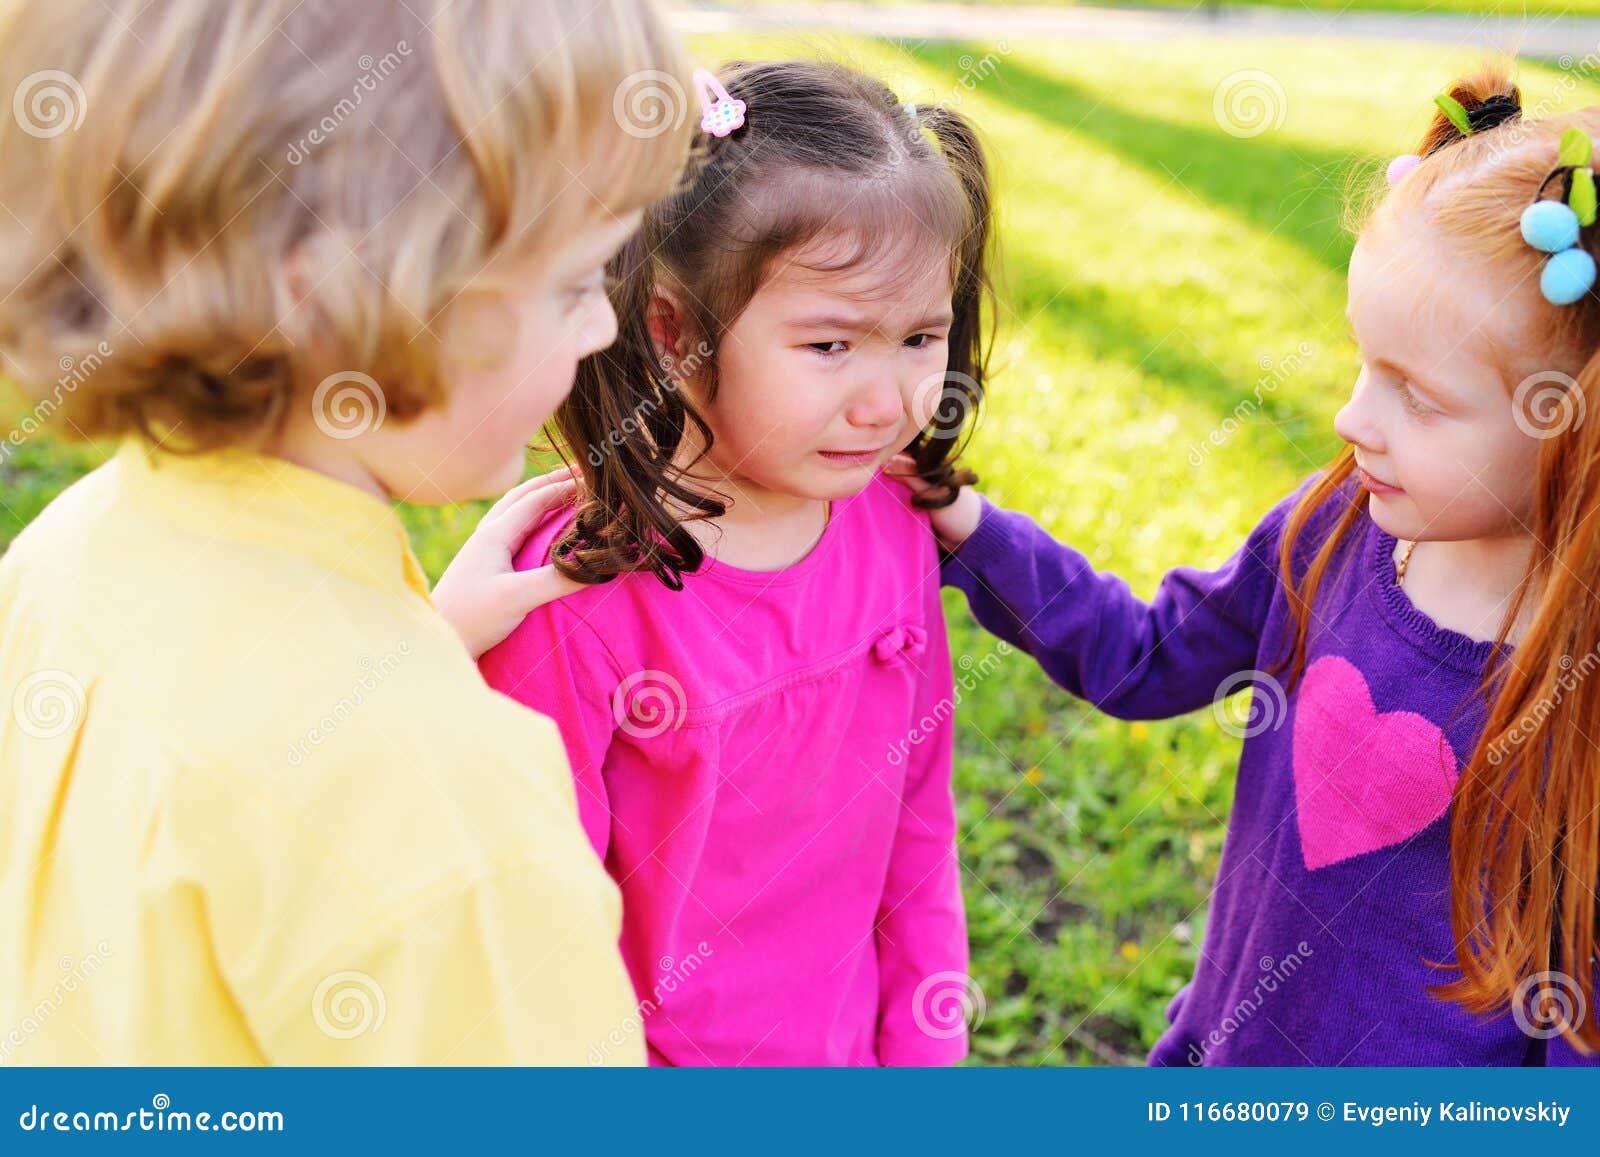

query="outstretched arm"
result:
[891,458,1293,721]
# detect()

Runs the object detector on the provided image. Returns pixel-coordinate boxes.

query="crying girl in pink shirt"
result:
[465,59,998,1065]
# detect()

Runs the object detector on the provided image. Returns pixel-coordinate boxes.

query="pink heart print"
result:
[1290,655,1458,871]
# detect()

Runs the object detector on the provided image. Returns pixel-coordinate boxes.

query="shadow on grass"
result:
[910,40,1366,274]
[890,42,1349,467]
[983,261,1332,475]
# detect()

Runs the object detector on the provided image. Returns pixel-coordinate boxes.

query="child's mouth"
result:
[818,449,884,466]
[1357,467,1403,496]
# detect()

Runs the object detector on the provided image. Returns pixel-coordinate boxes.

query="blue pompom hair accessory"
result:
[1519,127,1598,306]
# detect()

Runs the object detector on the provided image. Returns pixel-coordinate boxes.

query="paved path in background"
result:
[671,1,1600,59]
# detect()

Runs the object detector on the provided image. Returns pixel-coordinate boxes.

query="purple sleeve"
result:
[939,491,1300,720]
[1541,1034,1600,1065]
[479,603,620,861]
[875,570,968,1067]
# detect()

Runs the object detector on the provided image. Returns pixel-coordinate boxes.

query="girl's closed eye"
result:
[807,334,944,355]
[1396,380,1436,419]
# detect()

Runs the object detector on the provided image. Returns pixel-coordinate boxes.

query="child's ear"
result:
[645,287,692,367]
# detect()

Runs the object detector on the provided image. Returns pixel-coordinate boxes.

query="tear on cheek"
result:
[910,372,948,429]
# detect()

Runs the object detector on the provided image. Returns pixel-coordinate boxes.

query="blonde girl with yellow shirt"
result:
[0,0,692,1064]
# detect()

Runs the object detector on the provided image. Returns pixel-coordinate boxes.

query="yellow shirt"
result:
[0,440,643,1065]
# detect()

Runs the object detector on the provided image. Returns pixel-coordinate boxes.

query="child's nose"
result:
[1333,374,1382,451]
[847,374,905,428]
[1332,399,1360,446]
[579,297,621,358]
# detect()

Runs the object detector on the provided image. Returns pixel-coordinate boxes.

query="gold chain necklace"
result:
[1395,539,1418,587]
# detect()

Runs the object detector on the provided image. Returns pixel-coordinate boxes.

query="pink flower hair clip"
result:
[693,68,745,138]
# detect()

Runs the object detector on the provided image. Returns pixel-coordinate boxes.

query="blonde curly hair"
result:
[0,0,694,451]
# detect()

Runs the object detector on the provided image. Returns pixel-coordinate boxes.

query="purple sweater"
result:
[943,482,1597,1066]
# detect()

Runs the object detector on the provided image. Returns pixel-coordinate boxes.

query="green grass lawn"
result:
[730,0,1600,20]
[3,34,1596,1064]
[1123,0,1600,11]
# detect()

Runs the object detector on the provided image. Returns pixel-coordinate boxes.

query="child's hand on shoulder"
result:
[886,453,983,553]
[433,468,586,659]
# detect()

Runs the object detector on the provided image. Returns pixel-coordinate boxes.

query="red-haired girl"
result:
[907,67,1600,1065]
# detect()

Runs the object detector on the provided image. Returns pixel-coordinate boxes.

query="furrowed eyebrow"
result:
[785,314,870,332]
[786,311,954,334]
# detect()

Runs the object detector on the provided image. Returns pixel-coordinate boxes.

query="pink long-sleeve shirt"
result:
[479,474,967,1066]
